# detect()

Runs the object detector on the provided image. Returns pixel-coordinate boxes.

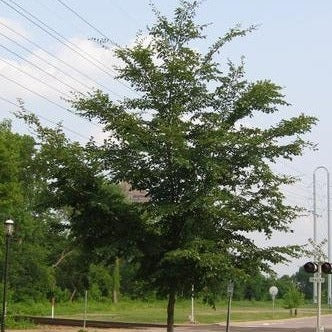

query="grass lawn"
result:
[10,299,330,324]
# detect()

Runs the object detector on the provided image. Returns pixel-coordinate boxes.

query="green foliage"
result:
[293,266,314,300]
[88,263,112,300]
[54,249,89,301]
[21,111,143,262]
[70,1,316,329]
[283,283,304,313]
[276,275,296,298]
[5,316,35,329]
[1,2,316,330]
[14,110,145,303]
[0,120,55,302]
[242,273,269,301]
[66,1,317,330]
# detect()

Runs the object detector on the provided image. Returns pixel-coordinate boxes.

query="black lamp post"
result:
[1,220,14,332]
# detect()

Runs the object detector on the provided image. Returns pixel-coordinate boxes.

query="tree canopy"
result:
[68,1,316,330]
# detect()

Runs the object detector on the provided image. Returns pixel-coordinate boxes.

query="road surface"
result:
[10,315,332,332]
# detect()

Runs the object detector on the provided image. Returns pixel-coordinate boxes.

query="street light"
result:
[1,219,14,332]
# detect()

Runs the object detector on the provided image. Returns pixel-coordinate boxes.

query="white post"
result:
[51,297,55,319]
[269,286,278,319]
[313,170,318,304]
[317,264,322,332]
[327,171,331,307]
[226,282,234,332]
[313,166,331,306]
[83,290,88,329]
[190,284,195,323]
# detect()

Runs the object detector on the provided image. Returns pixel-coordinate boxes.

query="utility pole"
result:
[313,166,331,305]
[305,239,330,332]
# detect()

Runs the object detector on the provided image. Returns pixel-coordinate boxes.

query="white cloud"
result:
[0,29,127,143]
[0,17,29,42]
[0,33,127,103]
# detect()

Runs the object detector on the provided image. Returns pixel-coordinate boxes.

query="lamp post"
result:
[1,220,14,332]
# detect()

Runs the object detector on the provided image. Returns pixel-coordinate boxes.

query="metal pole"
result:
[1,235,10,332]
[191,284,194,323]
[226,293,232,332]
[313,170,318,304]
[51,297,55,319]
[226,282,233,332]
[83,290,87,329]
[317,263,322,332]
[313,166,331,306]
[327,170,331,307]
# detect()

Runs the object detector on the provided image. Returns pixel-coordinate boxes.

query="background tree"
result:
[0,120,56,301]
[293,266,314,300]
[275,275,296,299]
[243,272,269,301]
[17,111,143,302]
[283,282,304,316]
[70,2,316,331]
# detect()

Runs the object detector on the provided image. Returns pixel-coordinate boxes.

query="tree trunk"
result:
[69,288,77,302]
[167,290,176,332]
[113,288,118,304]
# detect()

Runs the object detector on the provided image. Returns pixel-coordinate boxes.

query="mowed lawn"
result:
[12,299,325,324]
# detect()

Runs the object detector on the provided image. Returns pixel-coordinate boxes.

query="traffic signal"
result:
[304,262,318,273]
[321,262,332,274]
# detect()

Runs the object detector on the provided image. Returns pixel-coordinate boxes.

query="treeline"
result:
[0,120,312,304]
[0,119,125,303]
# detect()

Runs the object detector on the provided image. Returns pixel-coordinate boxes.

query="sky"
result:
[0,0,331,278]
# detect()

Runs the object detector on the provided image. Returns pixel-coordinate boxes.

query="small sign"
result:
[269,286,278,297]
[309,277,325,283]
[227,282,234,296]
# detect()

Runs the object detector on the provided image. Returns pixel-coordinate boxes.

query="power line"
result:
[282,188,312,200]
[0,71,102,128]
[0,72,102,130]
[0,71,81,119]
[46,0,135,93]
[0,35,83,94]
[111,1,141,28]
[1,0,130,95]
[0,57,71,99]
[287,182,314,196]
[55,0,119,47]
[4,0,114,74]
[0,95,90,140]
[0,20,116,93]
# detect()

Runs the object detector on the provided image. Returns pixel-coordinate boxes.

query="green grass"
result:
[5,316,36,329]
[9,298,330,325]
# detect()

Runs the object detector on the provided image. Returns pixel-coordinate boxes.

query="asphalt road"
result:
[172,316,332,332]
[174,328,326,332]
[19,315,332,332]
